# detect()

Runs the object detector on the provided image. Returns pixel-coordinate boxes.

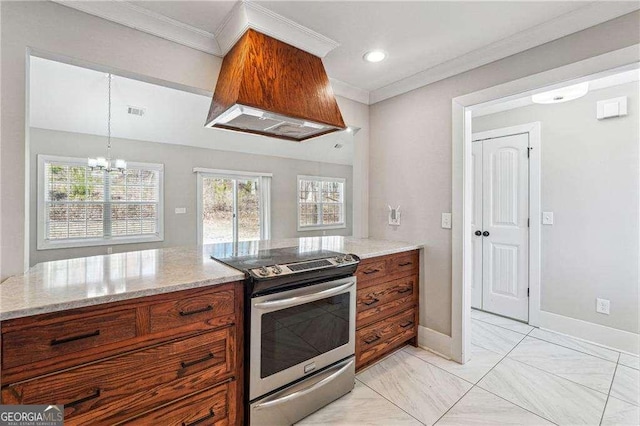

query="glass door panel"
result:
[202,177,234,244]
[237,178,261,241]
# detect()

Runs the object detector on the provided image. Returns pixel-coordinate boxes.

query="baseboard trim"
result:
[418,325,452,358]
[538,310,639,355]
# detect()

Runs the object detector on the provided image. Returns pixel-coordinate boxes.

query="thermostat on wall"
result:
[388,205,401,226]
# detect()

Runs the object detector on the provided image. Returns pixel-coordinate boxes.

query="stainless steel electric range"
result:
[212,245,360,425]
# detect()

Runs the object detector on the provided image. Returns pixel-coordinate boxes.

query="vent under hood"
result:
[205,29,346,141]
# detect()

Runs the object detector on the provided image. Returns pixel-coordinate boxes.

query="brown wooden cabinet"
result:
[355,250,419,370]
[1,282,244,425]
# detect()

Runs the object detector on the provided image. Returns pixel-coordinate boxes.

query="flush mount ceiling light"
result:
[363,50,386,63]
[531,82,589,104]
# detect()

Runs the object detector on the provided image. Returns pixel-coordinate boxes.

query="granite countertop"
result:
[0,237,422,321]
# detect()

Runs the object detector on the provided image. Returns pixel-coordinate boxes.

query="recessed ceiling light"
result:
[363,50,386,63]
[531,82,589,104]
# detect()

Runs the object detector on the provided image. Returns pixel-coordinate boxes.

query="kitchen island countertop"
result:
[0,236,422,321]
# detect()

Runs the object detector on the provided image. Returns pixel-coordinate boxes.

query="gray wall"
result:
[29,128,353,265]
[0,1,370,280]
[369,12,640,336]
[473,82,639,333]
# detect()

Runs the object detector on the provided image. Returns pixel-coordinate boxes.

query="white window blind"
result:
[297,175,346,231]
[38,155,164,249]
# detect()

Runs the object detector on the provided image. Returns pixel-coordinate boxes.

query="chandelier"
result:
[88,73,127,173]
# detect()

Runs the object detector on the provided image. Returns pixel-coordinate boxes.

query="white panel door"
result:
[482,133,529,321]
[471,142,483,309]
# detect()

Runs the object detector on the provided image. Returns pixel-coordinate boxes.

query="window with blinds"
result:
[297,175,346,231]
[38,155,164,249]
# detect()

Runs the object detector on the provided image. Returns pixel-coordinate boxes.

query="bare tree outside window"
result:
[40,156,163,248]
[202,176,261,244]
[298,176,345,230]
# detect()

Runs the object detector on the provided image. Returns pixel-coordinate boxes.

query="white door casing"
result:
[471,142,483,309]
[481,133,530,321]
[194,168,272,245]
[453,48,637,363]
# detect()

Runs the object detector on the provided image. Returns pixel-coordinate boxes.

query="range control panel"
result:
[249,254,358,279]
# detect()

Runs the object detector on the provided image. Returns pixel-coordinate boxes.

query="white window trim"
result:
[195,168,271,245]
[192,167,272,178]
[297,175,347,232]
[37,154,164,250]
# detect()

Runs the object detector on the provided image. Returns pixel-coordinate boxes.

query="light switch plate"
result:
[388,205,401,226]
[542,212,554,225]
[441,212,452,229]
[175,207,187,214]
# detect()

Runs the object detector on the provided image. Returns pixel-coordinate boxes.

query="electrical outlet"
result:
[441,213,452,229]
[107,247,113,254]
[596,298,610,315]
[175,207,187,214]
[542,212,554,225]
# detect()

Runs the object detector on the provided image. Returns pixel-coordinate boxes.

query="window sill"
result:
[297,224,347,232]
[37,234,164,250]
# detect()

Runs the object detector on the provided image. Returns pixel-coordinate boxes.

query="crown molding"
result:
[330,78,371,105]
[52,1,339,58]
[216,1,340,57]
[52,0,222,55]
[370,1,640,104]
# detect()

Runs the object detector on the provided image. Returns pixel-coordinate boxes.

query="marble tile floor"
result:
[296,310,639,426]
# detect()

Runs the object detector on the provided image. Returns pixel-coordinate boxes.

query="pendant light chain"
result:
[88,73,126,173]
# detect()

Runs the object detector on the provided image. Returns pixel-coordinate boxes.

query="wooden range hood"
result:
[205,29,346,141]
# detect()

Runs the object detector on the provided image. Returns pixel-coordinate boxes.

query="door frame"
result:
[450,45,639,364]
[472,123,541,324]
[195,168,272,245]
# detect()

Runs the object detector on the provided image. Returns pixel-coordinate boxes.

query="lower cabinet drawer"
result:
[357,275,417,328]
[356,309,417,369]
[123,381,233,426]
[1,327,235,425]
[2,309,137,370]
[149,287,236,334]
[356,259,388,285]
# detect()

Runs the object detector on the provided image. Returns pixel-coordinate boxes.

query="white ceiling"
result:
[54,1,640,104]
[29,56,355,165]
[259,1,583,91]
[128,0,237,34]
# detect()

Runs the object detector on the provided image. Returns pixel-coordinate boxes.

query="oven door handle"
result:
[252,358,355,410]
[253,280,355,310]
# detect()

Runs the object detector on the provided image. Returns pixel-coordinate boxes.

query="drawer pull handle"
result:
[363,298,380,306]
[398,261,413,267]
[179,305,213,316]
[363,269,380,275]
[50,330,100,346]
[364,334,381,344]
[398,287,412,294]
[67,388,101,407]
[400,321,414,328]
[181,353,214,369]
[182,409,215,426]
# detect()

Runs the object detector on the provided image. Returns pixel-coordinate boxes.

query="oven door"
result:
[250,276,356,400]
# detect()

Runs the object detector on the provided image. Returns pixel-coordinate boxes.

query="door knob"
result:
[474,230,482,236]
[483,231,490,237]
